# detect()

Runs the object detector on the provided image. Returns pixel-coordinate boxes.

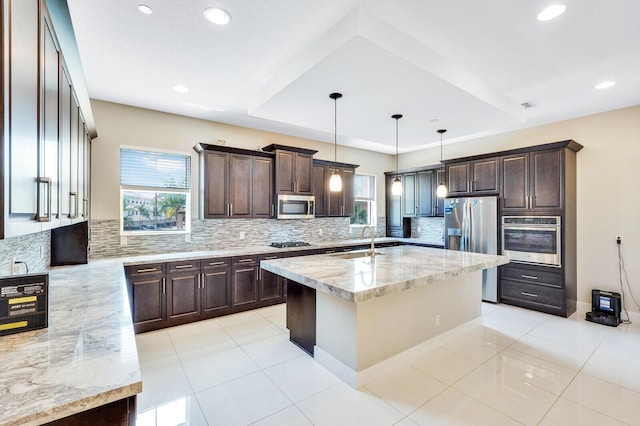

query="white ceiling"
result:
[67,0,640,153]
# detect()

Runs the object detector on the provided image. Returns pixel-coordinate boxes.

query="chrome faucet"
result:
[360,226,376,259]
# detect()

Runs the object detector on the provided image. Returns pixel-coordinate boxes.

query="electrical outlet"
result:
[417,226,422,233]
[319,229,323,235]
[11,258,17,275]
[616,235,623,244]
[239,232,245,240]
[435,314,440,327]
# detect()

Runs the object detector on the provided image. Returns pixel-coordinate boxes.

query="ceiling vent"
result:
[520,101,535,109]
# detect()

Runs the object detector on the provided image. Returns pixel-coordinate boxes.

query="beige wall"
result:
[90,100,395,221]
[400,105,640,313]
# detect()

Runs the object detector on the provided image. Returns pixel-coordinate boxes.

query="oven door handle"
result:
[503,226,559,232]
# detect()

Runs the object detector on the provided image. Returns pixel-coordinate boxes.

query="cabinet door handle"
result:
[162,277,166,294]
[69,191,78,219]
[37,177,52,222]
[521,274,538,280]
[83,199,88,218]
[264,256,278,260]
[238,258,254,263]
[230,203,233,216]
[208,261,225,266]
[521,291,538,297]
[175,264,193,269]
[271,204,275,217]
[137,268,158,273]
[198,273,202,289]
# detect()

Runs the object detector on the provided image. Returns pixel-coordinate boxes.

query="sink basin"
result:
[330,250,383,259]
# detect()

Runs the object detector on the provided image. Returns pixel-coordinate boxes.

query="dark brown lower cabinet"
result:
[258,254,283,302]
[200,258,232,315]
[125,263,165,334]
[166,260,201,325]
[43,395,136,426]
[499,263,573,317]
[232,256,259,307]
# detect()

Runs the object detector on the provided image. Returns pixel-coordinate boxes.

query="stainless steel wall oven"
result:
[501,216,561,267]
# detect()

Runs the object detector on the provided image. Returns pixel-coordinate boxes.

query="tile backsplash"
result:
[90,217,388,258]
[0,231,50,276]
[410,216,445,245]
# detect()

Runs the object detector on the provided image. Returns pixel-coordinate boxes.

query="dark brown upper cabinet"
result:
[262,145,317,195]
[312,160,358,218]
[445,157,499,196]
[196,144,274,219]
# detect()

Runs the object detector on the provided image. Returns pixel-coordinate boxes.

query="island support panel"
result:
[286,280,316,355]
[314,271,482,388]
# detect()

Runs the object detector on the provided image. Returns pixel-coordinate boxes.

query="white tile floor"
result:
[134,302,640,426]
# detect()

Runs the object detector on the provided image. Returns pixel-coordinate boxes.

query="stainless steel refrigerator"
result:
[444,196,498,302]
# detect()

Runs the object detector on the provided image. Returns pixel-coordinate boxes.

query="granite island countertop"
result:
[261,245,509,303]
[0,259,142,426]
[0,237,442,424]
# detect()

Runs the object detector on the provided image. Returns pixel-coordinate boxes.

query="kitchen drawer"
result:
[232,255,259,266]
[501,279,565,310]
[200,257,231,270]
[500,264,563,288]
[125,263,165,277]
[167,260,200,273]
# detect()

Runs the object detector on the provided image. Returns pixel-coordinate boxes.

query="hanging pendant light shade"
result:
[391,114,403,196]
[436,129,448,198]
[329,92,343,192]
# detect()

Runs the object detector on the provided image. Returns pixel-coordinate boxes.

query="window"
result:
[120,148,191,234]
[351,174,376,226]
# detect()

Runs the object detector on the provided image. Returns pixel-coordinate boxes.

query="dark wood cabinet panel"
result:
[166,271,200,322]
[232,257,258,307]
[446,163,470,195]
[204,151,229,218]
[531,149,563,210]
[286,280,316,355]
[272,149,314,195]
[472,158,499,193]
[501,154,529,210]
[314,162,357,217]
[417,171,434,216]
[274,150,296,194]
[402,173,417,217]
[258,255,283,302]
[130,275,165,327]
[229,154,252,217]
[295,153,314,195]
[312,165,327,216]
[201,258,232,314]
[501,149,563,212]
[252,156,274,218]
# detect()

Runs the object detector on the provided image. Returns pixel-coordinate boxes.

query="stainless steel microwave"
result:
[502,216,561,267]
[276,194,315,219]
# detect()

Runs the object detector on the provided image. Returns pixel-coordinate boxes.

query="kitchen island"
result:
[261,245,508,388]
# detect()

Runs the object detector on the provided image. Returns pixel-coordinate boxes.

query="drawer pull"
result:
[325,250,336,254]
[521,291,538,297]
[137,268,157,273]
[208,261,225,266]
[175,264,193,269]
[264,256,278,260]
[238,259,254,263]
[521,274,538,280]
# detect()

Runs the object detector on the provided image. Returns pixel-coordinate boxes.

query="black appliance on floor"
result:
[585,289,621,327]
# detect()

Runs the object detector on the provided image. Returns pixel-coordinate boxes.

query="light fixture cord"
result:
[440,132,443,170]
[395,118,399,173]
[334,97,338,162]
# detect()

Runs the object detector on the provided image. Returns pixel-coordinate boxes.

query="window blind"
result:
[120,149,191,189]
[354,175,375,200]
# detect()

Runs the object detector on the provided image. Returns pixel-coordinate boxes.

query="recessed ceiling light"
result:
[204,7,231,25]
[537,4,567,21]
[137,4,153,15]
[172,85,189,93]
[595,81,616,90]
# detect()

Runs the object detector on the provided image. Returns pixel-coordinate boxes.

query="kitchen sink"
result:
[329,250,383,259]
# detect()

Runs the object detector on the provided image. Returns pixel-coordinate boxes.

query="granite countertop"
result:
[120,237,443,266]
[0,237,443,424]
[0,259,142,426]
[261,245,509,303]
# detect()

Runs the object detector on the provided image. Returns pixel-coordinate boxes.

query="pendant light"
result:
[391,114,403,196]
[329,92,343,192]
[436,129,448,198]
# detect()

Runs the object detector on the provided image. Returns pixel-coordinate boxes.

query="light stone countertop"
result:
[261,245,509,303]
[0,237,442,425]
[0,259,142,426]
